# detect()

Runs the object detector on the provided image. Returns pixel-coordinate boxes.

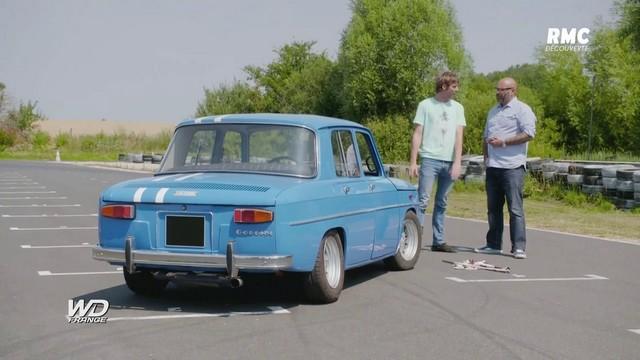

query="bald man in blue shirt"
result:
[475,77,536,259]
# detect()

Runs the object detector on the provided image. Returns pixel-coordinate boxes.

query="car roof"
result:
[176,113,366,131]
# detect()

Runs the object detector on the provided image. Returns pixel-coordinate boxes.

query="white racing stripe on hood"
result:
[133,188,146,203]
[155,188,169,203]
[175,173,202,181]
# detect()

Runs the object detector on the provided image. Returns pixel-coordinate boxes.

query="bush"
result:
[54,132,72,148]
[32,130,50,149]
[0,128,16,151]
[363,114,413,164]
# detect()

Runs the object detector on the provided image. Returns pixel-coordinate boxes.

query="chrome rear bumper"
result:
[92,245,292,270]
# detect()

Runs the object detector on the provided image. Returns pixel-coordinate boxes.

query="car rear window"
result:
[159,124,317,177]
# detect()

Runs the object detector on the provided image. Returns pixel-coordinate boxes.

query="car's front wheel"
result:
[384,211,422,270]
[304,231,344,303]
[123,268,168,296]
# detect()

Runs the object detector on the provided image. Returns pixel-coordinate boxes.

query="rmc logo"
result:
[67,299,109,323]
[546,27,590,51]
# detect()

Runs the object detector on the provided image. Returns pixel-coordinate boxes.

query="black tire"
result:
[384,211,422,270]
[304,231,344,303]
[123,268,168,296]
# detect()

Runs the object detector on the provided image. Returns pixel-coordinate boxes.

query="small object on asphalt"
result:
[442,259,511,273]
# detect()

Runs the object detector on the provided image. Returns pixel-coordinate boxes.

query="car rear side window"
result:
[355,132,380,177]
[331,130,359,177]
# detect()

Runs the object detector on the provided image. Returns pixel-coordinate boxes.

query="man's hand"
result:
[450,162,462,180]
[410,163,419,178]
[487,136,505,148]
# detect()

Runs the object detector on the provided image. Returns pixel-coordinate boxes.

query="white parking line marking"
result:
[0,196,67,200]
[133,187,146,202]
[10,226,97,231]
[0,182,38,185]
[0,204,81,208]
[38,268,122,276]
[445,274,608,283]
[0,186,46,190]
[628,329,640,335]
[0,190,56,194]
[107,306,290,322]
[2,213,96,218]
[155,188,169,203]
[22,243,91,249]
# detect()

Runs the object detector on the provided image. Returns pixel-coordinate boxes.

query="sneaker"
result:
[513,250,527,259]
[474,246,502,254]
[431,243,457,253]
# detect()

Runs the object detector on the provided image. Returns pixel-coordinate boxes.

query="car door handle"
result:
[342,186,351,194]
[368,183,375,192]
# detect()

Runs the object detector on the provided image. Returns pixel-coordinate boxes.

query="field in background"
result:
[36,119,175,136]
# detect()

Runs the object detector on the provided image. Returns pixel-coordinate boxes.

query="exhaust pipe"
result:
[229,277,243,288]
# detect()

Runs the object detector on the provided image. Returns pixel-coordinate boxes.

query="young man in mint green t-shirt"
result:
[409,71,466,253]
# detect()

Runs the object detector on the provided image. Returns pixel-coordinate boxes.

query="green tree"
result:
[536,50,590,152]
[6,101,45,135]
[617,0,640,51]
[196,81,265,117]
[245,41,337,115]
[338,0,471,121]
[586,27,640,153]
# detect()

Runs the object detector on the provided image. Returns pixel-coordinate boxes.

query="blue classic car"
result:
[93,114,422,303]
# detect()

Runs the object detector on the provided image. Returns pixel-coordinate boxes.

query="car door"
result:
[330,129,375,265]
[353,131,401,259]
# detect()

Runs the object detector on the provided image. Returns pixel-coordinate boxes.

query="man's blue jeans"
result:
[418,157,454,246]
[485,166,527,252]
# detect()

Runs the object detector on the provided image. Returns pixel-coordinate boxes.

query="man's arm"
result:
[409,125,423,178]
[488,132,533,147]
[449,125,464,179]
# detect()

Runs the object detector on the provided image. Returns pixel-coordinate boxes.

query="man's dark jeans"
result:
[485,166,526,252]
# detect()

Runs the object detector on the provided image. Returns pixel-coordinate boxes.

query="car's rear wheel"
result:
[384,211,422,270]
[123,268,168,296]
[304,231,344,303]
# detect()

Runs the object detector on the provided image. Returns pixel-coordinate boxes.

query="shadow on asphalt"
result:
[74,262,390,312]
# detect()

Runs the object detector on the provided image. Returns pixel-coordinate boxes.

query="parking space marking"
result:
[2,213,96,218]
[0,196,67,200]
[10,226,97,231]
[445,274,608,283]
[0,186,46,190]
[0,190,56,194]
[0,204,81,208]
[38,268,122,276]
[0,182,39,185]
[22,243,91,249]
[106,306,290,322]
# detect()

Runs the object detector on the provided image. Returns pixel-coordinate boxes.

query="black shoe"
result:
[431,243,457,253]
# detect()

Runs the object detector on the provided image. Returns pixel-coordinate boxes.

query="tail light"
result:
[233,208,273,223]
[101,204,135,219]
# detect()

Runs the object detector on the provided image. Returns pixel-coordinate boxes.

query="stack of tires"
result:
[553,162,570,186]
[601,166,620,203]
[566,163,584,188]
[527,159,544,181]
[582,165,604,196]
[634,170,640,208]
[616,168,638,210]
[464,158,485,184]
[541,161,557,183]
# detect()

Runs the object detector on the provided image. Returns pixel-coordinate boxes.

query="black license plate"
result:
[166,216,204,247]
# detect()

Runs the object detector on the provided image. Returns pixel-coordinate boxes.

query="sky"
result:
[0,0,618,123]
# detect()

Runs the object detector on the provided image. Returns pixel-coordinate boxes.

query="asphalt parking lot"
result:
[1,160,639,359]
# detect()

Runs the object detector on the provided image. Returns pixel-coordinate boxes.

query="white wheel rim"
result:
[323,235,341,288]
[399,218,419,261]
